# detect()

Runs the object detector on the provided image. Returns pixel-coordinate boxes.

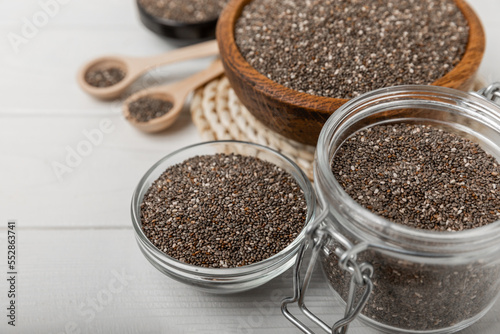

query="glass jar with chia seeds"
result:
[282,83,500,333]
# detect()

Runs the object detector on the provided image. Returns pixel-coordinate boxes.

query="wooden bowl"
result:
[216,0,485,146]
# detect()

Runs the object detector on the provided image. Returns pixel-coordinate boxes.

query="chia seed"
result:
[127,97,174,122]
[322,123,500,331]
[85,67,125,88]
[140,153,307,268]
[323,249,500,330]
[235,0,469,99]
[332,123,500,230]
[139,0,229,23]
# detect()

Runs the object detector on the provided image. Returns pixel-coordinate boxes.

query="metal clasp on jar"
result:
[281,210,374,334]
[476,82,500,105]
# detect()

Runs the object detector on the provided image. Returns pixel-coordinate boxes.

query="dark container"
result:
[136,0,218,41]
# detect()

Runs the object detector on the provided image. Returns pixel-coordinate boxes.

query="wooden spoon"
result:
[123,59,224,133]
[77,39,218,100]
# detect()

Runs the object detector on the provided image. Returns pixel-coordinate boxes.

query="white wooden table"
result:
[1,1,499,333]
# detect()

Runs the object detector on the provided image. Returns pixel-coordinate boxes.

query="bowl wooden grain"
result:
[216,0,485,146]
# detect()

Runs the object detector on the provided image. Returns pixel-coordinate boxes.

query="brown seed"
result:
[127,97,173,123]
[332,123,500,231]
[325,124,500,331]
[85,67,125,88]
[140,153,307,268]
[235,0,469,99]
[139,0,229,23]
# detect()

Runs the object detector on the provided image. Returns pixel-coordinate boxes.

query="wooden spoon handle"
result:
[130,40,219,72]
[136,59,224,97]
[124,59,224,107]
[172,59,225,97]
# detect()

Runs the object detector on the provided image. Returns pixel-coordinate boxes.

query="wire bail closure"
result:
[281,210,374,334]
[477,82,500,105]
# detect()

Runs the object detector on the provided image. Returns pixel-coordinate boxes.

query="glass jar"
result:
[131,140,316,293]
[282,84,500,333]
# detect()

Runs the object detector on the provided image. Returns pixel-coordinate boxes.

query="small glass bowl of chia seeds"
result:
[131,140,315,293]
[282,84,500,333]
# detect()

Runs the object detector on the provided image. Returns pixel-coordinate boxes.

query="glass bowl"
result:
[131,140,316,293]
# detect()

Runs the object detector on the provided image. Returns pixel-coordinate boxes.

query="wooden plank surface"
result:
[1,229,499,334]
[1,0,499,333]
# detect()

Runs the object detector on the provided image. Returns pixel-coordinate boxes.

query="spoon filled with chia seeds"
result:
[123,58,224,132]
[77,39,218,100]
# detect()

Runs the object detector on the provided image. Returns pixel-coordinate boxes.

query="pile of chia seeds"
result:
[323,250,500,330]
[332,123,500,230]
[85,67,125,88]
[139,0,229,23]
[127,97,174,122]
[323,123,500,330]
[140,153,307,268]
[235,0,469,99]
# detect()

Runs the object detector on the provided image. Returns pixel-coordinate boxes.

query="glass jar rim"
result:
[316,84,500,251]
[131,140,316,278]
